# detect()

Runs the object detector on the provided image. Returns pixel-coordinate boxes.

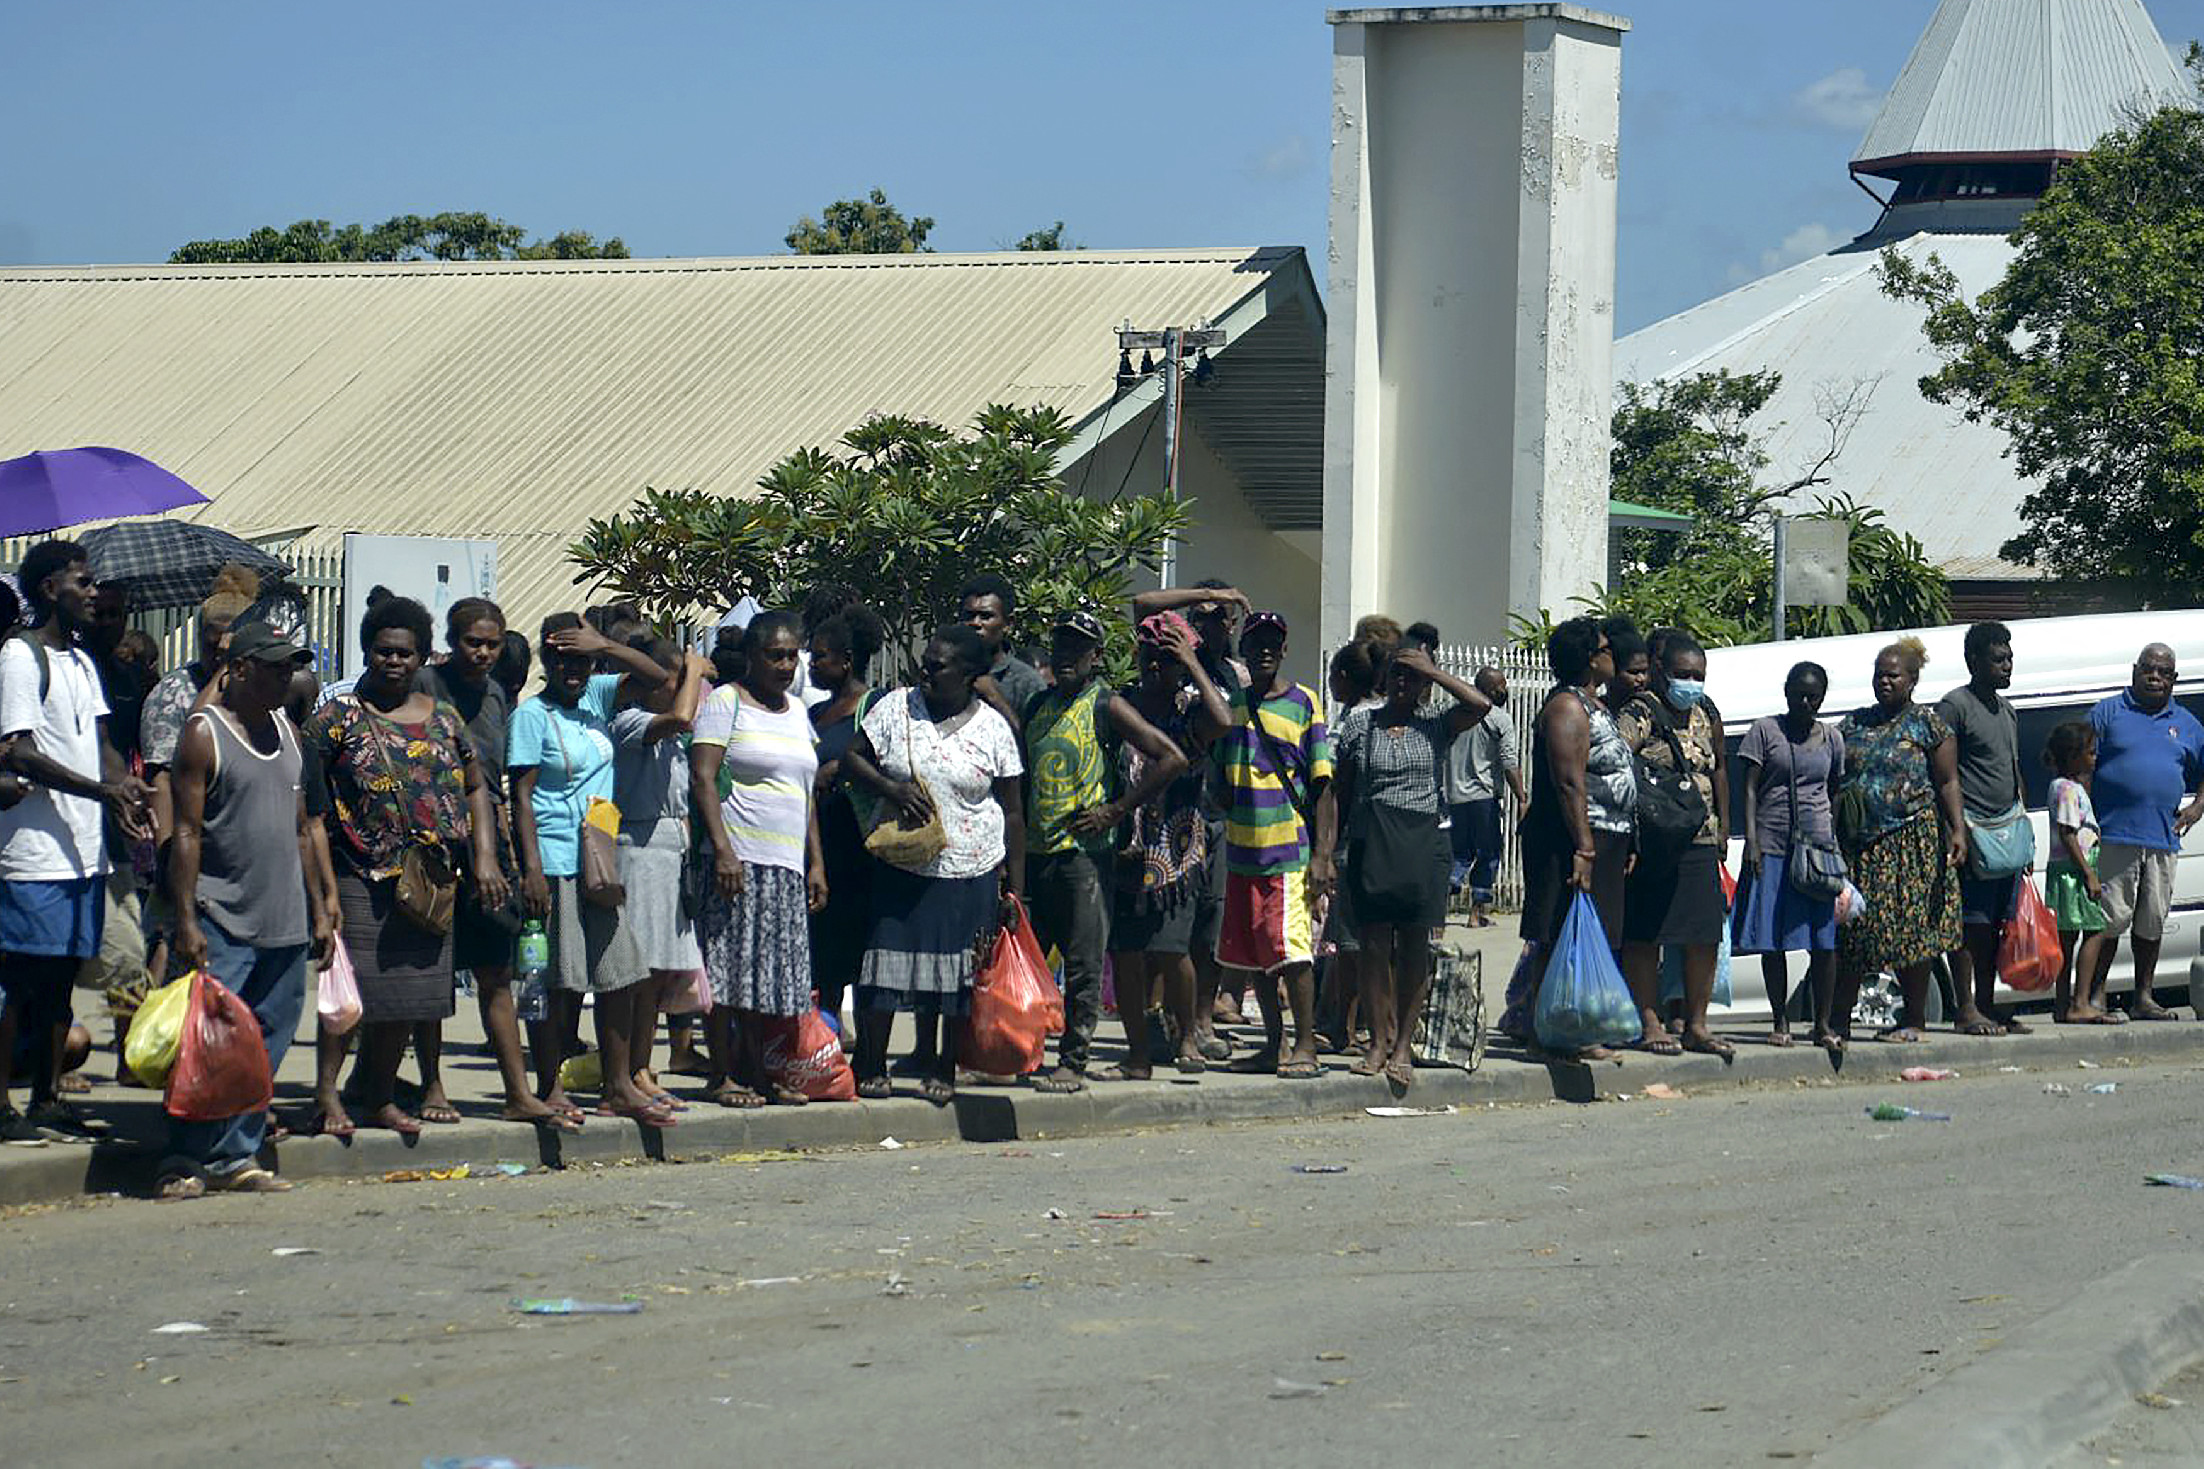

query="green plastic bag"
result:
[123,971,193,1087]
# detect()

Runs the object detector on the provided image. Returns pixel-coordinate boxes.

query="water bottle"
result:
[517,919,549,982]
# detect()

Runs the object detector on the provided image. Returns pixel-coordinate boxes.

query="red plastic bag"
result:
[1998,877,2062,993]
[960,896,1063,1076]
[759,1006,856,1101]
[164,970,275,1122]
[1718,861,1737,910]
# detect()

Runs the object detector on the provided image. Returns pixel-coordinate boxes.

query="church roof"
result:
[1853,0,2192,176]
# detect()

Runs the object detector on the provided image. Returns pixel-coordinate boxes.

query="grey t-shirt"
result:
[1738,716,1845,853]
[1936,683,2022,820]
[988,654,1047,726]
[610,706,689,846]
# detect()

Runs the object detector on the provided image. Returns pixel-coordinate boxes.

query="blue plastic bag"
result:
[1658,925,1734,1008]
[1534,892,1640,1050]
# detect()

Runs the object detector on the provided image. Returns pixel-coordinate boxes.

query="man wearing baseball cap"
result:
[1188,609,1336,1078]
[1022,610,1186,1092]
[160,620,332,1197]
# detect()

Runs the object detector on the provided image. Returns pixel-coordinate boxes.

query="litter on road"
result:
[1365,1105,1457,1117]
[511,1298,644,1316]
[1641,1083,1684,1100]
[269,1247,319,1257]
[151,1322,208,1335]
[1291,1164,1349,1174]
[2044,1083,2072,1096]
[1866,1103,1950,1122]
[2088,1082,2119,1094]
[1899,1067,1957,1082]
[2146,1173,2204,1189]
[1270,1378,1331,1399]
[879,1137,906,1151]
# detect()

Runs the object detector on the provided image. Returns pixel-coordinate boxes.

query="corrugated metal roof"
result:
[1614,233,2044,579]
[0,247,1314,638]
[1854,0,2191,170]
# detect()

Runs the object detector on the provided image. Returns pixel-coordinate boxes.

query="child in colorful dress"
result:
[2044,721,2118,1025]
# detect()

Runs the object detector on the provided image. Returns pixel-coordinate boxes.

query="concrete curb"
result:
[8,1019,2204,1209]
[1814,1253,2204,1467]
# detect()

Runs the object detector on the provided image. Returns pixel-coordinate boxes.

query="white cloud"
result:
[1246,133,1313,182]
[1725,222,1845,285]
[1792,67,1883,130]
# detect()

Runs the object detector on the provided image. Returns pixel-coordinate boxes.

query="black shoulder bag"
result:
[1784,724,1849,900]
[1631,697,1709,867]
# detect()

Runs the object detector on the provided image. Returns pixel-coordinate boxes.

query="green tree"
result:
[785,188,934,255]
[567,405,1189,671]
[170,212,628,264]
[1877,71,2204,602]
[1514,368,1951,648]
[1016,221,1072,251]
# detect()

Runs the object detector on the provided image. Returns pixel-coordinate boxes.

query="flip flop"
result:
[1088,1065,1149,1082]
[1277,1059,1324,1080]
[1227,1053,1281,1075]
[1631,1035,1683,1057]
[211,1166,293,1194]
[1765,1031,1796,1048]
[1954,1018,2005,1037]
[307,1110,356,1140]
[1173,1054,1207,1075]
[1873,1026,1924,1044]
[418,1103,463,1126]
[1383,1060,1414,1087]
[709,1083,768,1109]
[602,1099,678,1127]
[1347,1056,1384,1077]
[157,1173,207,1201]
[2132,1002,2180,1021]
[1030,1071,1088,1094]
[1682,1035,1736,1063]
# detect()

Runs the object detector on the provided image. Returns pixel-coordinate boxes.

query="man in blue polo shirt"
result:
[2088,642,2204,1020]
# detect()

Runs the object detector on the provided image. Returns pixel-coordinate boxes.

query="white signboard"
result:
[1783,517,1849,608]
[339,535,498,677]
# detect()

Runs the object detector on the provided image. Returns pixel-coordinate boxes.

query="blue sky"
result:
[4,1,2198,334]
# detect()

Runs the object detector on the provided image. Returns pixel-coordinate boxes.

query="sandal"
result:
[1631,1034,1683,1057]
[856,1076,893,1100]
[764,1084,810,1107]
[211,1166,293,1194]
[158,1173,206,1201]
[708,1083,767,1109]
[1277,1059,1324,1080]
[307,1109,356,1140]
[2132,1000,2180,1021]
[1030,1070,1087,1094]
[1087,1065,1149,1083]
[1173,1053,1208,1076]
[1873,1026,1924,1044]
[1383,1059,1414,1088]
[921,1076,955,1106]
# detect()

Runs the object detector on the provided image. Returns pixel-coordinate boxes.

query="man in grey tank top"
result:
[162,621,327,1197]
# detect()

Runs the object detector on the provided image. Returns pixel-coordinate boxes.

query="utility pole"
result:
[1772,514,1789,643]
[1116,322,1224,588]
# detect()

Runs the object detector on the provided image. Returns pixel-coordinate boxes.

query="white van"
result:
[1702,609,2204,1019]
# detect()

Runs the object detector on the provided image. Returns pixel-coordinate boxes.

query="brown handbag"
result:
[862,701,948,871]
[552,718,626,909]
[360,701,458,937]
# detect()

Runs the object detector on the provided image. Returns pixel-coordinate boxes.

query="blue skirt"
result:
[1730,851,1837,955]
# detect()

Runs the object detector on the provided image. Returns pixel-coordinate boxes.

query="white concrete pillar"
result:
[1323,4,1629,654]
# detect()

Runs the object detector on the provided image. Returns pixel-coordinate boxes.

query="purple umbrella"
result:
[0,447,209,538]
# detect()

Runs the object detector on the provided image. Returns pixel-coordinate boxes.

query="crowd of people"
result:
[2,533,2198,1198]
[1501,614,2204,1061]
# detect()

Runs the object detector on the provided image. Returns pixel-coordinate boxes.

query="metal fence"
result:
[0,533,347,677]
[1351,639,1540,914]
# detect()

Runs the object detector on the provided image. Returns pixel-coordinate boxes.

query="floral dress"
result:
[1834,703,1961,975]
[307,697,476,879]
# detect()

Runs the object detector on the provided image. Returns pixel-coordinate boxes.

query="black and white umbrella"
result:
[80,519,292,613]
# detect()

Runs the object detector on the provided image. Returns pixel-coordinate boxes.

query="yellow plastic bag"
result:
[123,971,194,1087]
[557,1050,603,1093]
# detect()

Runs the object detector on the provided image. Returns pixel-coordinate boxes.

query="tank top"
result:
[1525,687,1636,847]
[191,707,310,947]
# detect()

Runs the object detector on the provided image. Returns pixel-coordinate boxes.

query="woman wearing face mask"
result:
[1830,638,1966,1044]
[1616,629,1733,1059]
[1732,662,1845,1052]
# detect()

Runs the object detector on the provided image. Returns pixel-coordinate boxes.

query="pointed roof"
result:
[1853,0,2192,177]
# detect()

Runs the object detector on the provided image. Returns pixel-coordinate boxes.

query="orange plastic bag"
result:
[1717,860,1737,910]
[759,1006,856,1102]
[961,896,1063,1076]
[1997,877,2062,993]
[163,970,275,1122]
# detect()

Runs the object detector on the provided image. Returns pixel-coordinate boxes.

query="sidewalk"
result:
[6,918,2200,1207]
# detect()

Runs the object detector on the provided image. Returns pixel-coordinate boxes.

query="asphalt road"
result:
[8,1057,2204,1468]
